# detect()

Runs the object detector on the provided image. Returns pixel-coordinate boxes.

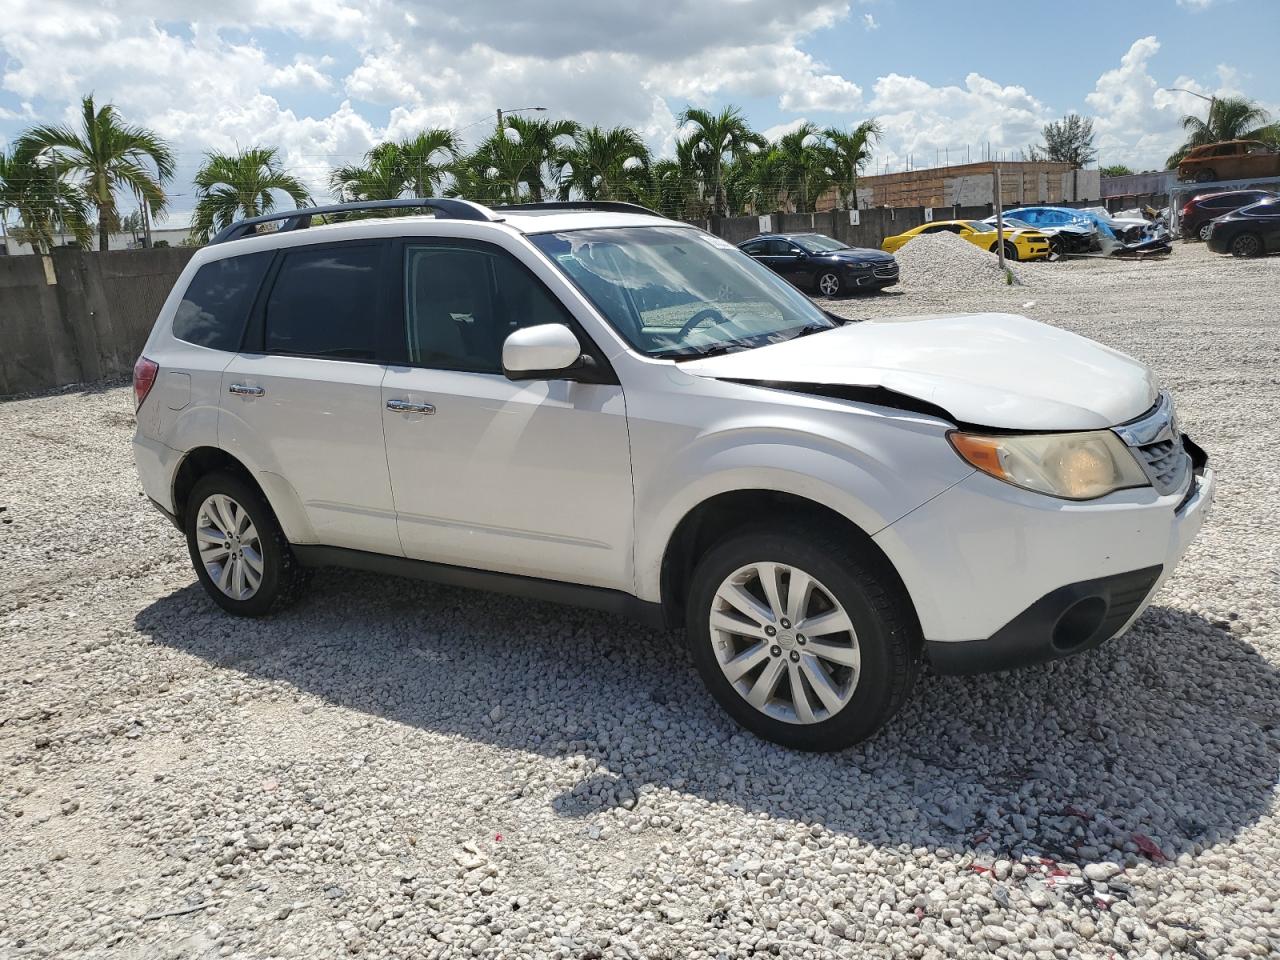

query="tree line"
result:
[2,93,1277,252]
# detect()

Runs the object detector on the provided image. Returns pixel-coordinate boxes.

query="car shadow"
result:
[136,571,1280,864]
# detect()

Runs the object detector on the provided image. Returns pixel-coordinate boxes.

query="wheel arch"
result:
[656,489,919,632]
[171,446,315,543]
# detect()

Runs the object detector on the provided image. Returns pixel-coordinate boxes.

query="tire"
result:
[1048,236,1065,258]
[184,470,310,616]
[1230,232,1263,258]
[1197,222,1213,242]
[1194,168,1215,183]
[1001,241,1020,262]
[684,524,920,751]
[815,270,842,297]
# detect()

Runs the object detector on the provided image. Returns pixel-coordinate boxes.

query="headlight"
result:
[948,430,1149,500]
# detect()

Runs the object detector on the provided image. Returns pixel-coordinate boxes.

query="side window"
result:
[919,224,945,234]
[404,244,575,374]
[741,240,765,255]
[761,239,790,255]
[264,244,380,360]
[172,252,272,351]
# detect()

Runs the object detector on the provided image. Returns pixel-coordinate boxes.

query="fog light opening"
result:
[1051,596,1108,652]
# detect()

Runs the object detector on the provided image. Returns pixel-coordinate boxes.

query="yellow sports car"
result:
[881,220,1053,261]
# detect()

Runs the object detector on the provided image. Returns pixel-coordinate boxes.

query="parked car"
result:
[1001,206,1098,251]
[1206,196,1280,257]
[1180,189,1275,241]
[981,215,1083,257]
[738,232,899,296]
[133,198,1213,751]
[881,219,1053,261]
[1177,140,1280,184]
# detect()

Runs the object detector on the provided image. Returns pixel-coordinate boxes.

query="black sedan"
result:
[1206,197,1280,257]
[739,232,899,296]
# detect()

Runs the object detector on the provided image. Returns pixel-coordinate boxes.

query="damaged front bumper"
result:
[873,437,1215,674]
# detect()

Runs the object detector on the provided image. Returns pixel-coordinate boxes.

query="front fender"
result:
[628,386,973,602]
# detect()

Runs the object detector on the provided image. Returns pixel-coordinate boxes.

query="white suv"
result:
[132,199,1214,750]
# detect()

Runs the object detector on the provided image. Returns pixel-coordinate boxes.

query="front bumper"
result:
[874,438,1215,672]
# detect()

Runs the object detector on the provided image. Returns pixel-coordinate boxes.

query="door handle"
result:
[229,383,265,397]
[386,399,435,415]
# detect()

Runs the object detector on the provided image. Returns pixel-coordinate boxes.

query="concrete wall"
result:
[0,247,195,396]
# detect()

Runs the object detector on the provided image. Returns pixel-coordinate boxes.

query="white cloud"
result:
[863,13,879,30]
[1176,0,1217,8]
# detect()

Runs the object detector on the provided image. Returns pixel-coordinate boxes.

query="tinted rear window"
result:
[264,244,381,360]
[172,252,272,351]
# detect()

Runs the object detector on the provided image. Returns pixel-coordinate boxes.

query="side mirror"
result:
[502,324,585,380]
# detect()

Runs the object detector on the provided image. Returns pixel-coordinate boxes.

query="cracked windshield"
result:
[531,226,835,358]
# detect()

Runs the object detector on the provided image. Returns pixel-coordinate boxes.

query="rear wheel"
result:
[185,471,310,616]
[685,525,920,751]
[815,270,842,297]
[1230,232,1263,258]
[1194,168,1216,183]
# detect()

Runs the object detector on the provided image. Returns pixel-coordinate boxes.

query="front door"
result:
[220,240,399,554]
[380,239,634,591]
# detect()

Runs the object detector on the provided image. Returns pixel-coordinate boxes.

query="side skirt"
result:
[292,545,666,629]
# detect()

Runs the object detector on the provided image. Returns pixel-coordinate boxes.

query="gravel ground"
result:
[2,242,1278,959]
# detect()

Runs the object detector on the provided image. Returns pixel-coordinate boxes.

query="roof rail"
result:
[208,198,500,245]
[490,201,666,218]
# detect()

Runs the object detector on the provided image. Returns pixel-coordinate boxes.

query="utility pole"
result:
[994,165,1006,273]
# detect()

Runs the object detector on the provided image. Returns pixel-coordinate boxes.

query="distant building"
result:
[0,226,195,256]
[840,160,1101,209]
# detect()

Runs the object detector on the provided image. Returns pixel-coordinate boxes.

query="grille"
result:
[873,264,899,278]
[1113,391,1191,496]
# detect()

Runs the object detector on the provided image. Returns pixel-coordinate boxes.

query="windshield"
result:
[793,234,850,253]
[530,226,835,358]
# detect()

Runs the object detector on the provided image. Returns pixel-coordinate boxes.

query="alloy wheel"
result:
[1198,222,1213,242]
[709,562,861,725]
[195,493,264,601]
[1231,233,1261,257]
[818,272,840,296]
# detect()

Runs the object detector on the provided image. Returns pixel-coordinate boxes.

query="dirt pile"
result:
[895,229,1024,289]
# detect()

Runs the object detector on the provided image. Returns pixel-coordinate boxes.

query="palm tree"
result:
[20,94,174,251]
[1166,96,1280,168]
[504,116,578,201]
[448,130,541,204]
[330,146,407,203]
[396,129,460,197]
[556,126,650,201]
[773,123,836,212]
[192,147,311,241]
[0,142,92,252]
[823,120,881,209]
[677,105,766,217]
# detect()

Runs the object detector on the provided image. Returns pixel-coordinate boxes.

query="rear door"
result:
[379,237,634,590]
[758,238,807,286]
[219,240,400,554]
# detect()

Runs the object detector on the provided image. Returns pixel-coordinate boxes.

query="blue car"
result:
[1001,207,1097,253]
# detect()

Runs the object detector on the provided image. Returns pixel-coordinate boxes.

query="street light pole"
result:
[1164,88,1217,133]
[496,105,547,134]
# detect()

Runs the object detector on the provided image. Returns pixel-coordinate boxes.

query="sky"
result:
[0,0,1275,225]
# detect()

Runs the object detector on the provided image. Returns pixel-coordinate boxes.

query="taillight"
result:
[1181,201,1196,216]
[133,356,159,410]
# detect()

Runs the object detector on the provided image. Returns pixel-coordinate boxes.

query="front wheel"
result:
[814,270,843,297]
[1197,222,1213,242]
[685,526,920,751]
[1230,232,1263,258]
[185,471,310,616]
[1194,168,1216,183]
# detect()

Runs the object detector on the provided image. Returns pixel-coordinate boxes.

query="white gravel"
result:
[893,230,1024,290]
[3,242,1279,959]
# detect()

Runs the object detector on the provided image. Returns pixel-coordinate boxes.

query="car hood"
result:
[680,312,1158,431]
[813,248,895,263]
